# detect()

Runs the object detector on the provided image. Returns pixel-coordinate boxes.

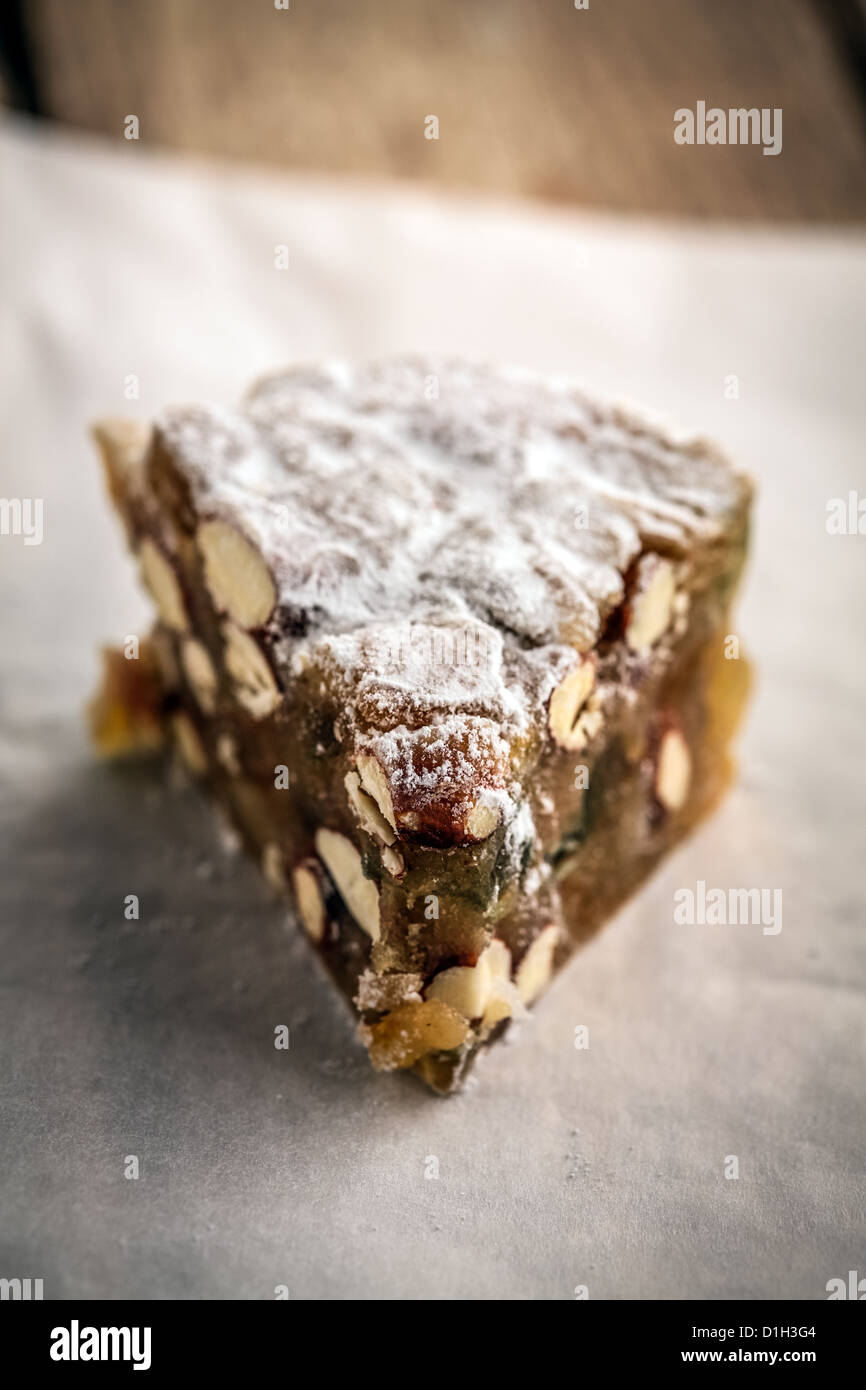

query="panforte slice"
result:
[91,358,752,1092]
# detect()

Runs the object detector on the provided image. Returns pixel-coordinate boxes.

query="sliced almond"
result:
[549,659,596,750]
[222,620,280,719]
[515,924,562,1006]
[426,956,492,1021]
[656,728,692,811]
[672,589,691,637]
[172,711,207,776]
[181,638,218,714]
[481,985,523,1032]
[485,938,512,982]
[481,938,526,1030]
[625,555,675,654]
[198,518,276,629]
[380,843,405,878]
[139,537,188,632]
[425,938,515,1023]
[465,797,502,840]
[344,769,397,845]
[355,753,397,834]
[314,827,380,942]
[216,731,241,775]
[261,842,287,894]
[292,860,327,942]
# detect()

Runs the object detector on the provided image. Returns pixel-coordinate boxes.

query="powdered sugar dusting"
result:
[154,357,750,745]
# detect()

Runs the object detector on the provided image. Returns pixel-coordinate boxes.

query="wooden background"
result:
[2,0,866,220]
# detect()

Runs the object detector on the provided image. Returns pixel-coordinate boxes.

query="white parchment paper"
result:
[0,118,864,1300]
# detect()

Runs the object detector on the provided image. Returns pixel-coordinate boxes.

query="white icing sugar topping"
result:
[154,357,749,746]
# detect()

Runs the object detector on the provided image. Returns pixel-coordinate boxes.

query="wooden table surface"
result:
[3,0,866,221]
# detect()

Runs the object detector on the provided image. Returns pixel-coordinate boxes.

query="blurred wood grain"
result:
[7,0,866,220]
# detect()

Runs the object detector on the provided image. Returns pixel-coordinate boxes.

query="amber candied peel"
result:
[90,358,752,1092]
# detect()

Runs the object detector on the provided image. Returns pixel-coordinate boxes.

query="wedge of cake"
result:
[90,358,752,1092]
